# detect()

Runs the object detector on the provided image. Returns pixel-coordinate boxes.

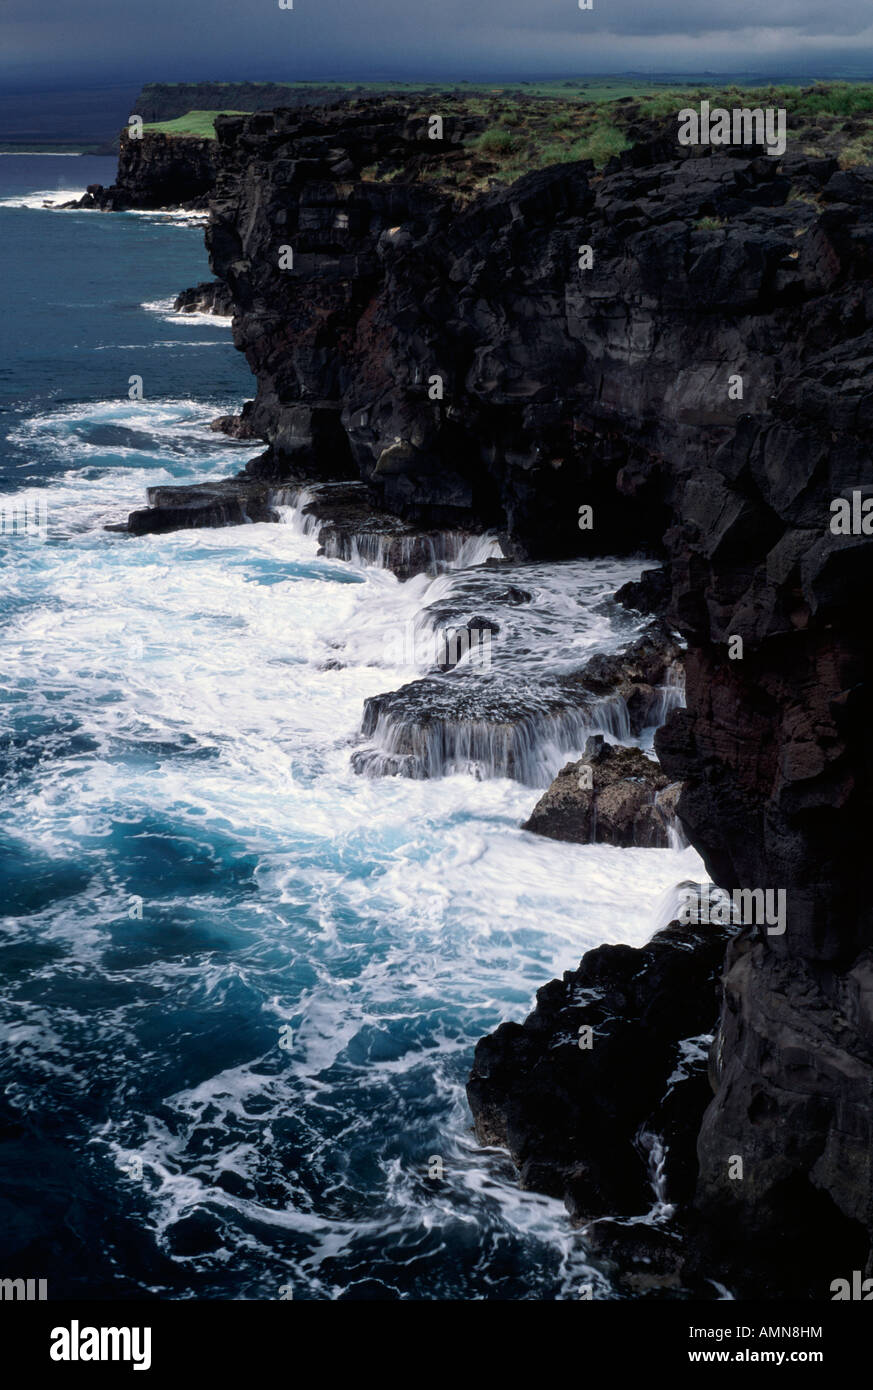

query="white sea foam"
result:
[141,297,179,316]
[94,340,230,349]
[0,191,208,224]
[1,395,702,1298]
[119,207,209,227]
[141,297,232,326]
[0,189,88,209]
[168,314,232,327]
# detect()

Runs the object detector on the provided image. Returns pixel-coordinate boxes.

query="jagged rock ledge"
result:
[115,479,279,535]
[173,280,234,316]
[63,130,219,211]
[113,476,491,580]
[353,624,683,783]
[522,733,682,848]
[285,481,495,579]
[467,911,733,1296]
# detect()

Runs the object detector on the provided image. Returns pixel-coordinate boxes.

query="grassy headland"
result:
[140,81,873,196]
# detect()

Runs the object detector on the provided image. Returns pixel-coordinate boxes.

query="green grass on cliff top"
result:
[452,81,873,183]
[141,81,873,182]
[142,78,873,133]
[142,109,248,137]
[140,81,663,138]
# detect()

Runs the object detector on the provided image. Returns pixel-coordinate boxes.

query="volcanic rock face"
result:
[125,480,279,534]
[193,98,872,1288]
[206,103,668,553]
[174,280,234,315]
[466,918,732,1253]
[647,181,873,1287]
[522,734,676,848]
[353,622,682,783]
[203,103,848,557]
[683,932,873,1297]
[72,131,220,210]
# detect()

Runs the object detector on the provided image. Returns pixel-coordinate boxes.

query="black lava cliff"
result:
[75,130,219,210]
[199,100,873,1295]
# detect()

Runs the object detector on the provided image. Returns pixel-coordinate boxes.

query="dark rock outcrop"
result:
[615,566,671,618]
[353,623,683,782]
[466,918,732,1270]
[173,280,234,316]
[568,624,684,731]
[646,180,873,1291]
[124,480,278,535]
[210,401,258,439]
[68,131,219,211]
[681,932,873,1297]
[522,734,676,848]
[289,480,483,579]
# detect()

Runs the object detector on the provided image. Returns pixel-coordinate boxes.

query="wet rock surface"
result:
[288,481,485,580]
[522,734,676,848]
[466,918,732,1273]
[120,474,487,578]
[353,620,682,783]
[209,401,258,439]
[123,480,278,535]
[173,280,234,316]
[615,567,671,618]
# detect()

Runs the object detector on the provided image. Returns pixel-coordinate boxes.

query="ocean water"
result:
[0,154,706,1300]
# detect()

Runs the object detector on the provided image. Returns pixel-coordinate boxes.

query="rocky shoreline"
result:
[101,94,872,1297]
[467,909,734,1295]
[352,619,683,783]
[521,735,681,848]
[65,129,219,211]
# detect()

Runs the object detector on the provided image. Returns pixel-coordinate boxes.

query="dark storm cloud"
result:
[2,0,872,86]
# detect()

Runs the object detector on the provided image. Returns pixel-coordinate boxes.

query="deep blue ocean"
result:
[0,153,705,1300]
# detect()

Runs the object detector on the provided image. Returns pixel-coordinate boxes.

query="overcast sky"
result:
[3,0,873,89]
